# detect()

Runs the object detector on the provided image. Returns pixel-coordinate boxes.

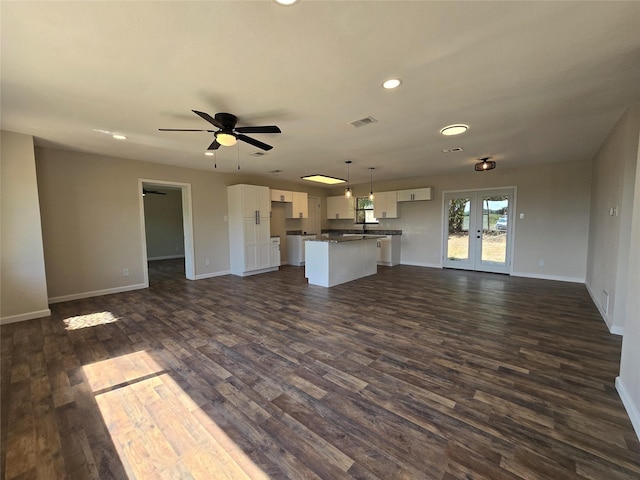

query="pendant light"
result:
[368,167,375,200]
[345,161,352,198]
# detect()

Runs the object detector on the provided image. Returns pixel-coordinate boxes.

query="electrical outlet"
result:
[123,268,130,276]
[205,258,211,266]
[538,259,544,267]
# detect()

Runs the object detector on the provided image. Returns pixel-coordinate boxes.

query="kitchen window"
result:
[355,197,378,224]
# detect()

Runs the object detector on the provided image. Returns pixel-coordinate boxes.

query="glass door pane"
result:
[444,195,474,269]
[479,195,509,266]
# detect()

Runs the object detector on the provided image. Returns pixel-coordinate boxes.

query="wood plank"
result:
[2,260,639,479]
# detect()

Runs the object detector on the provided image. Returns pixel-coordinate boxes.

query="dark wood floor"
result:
[2,260,639,479]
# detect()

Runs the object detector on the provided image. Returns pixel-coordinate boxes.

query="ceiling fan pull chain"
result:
[237,142,240,170]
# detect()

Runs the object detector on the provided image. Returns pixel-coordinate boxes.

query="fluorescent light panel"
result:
[302,174,346,185]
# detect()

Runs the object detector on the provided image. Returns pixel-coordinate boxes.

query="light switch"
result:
[519,213,525,219]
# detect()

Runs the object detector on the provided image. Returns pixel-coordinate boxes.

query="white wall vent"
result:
[602,290,610,315]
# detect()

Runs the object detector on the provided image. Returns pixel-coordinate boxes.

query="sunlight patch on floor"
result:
[83,350,269,479]
[63,311,120,330]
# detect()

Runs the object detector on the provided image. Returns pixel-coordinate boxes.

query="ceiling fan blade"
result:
[235,125,281,134]
[192,110,224,129]
[158,128,213,132]
[207,139,221,150]
[237,134,273,151]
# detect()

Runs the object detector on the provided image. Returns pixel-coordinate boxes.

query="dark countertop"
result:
[286,231,318,236]
[321,229,402,236]
[307,235,385,243]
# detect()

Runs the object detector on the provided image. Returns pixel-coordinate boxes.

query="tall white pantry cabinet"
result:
[227,184,276,276]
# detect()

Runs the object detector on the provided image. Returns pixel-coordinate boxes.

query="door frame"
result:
[441,186,517,274]
[138,178,196,284]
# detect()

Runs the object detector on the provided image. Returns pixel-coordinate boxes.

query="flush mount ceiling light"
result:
[475,156,496,172]
[301,175,346,185]
[345,160,353,198]
[440,124,469,136]
[274,0,298,5]
[204,152,214,156]
[215,132,237,147]
[382,78,402,89]
[112,134,127,140]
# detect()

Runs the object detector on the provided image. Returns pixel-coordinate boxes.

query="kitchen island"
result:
[304,236,383,287]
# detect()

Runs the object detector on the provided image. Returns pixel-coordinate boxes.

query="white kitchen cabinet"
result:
[397,187,432,202]
[228,184,275,276]
[376,235,401,266]
[286,234,316,266]
[326,195,355,220]
[286,191,308,219]
[270,189,293,203]
[373,191,398,219]
[270,237,281,267]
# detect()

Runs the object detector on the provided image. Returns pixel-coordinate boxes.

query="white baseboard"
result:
[1,308,52,325]
[48,283,148,304]
[400,261,442,269]
[148,255,185,261]
[194,270,230,280]
[511,271,585,283]
[584,282,624,335]
[616,376,640,442]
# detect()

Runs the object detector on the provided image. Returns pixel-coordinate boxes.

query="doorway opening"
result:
[139,179,195,286]
[443,188,515,274]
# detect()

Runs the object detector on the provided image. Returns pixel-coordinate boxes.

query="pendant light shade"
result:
[368,167,375,200]
[475,156,496,172]
[345,161,352,198]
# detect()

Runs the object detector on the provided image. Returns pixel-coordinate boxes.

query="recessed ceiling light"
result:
[204,152,214,156]
[302,175,346,185]
[440,124,469,136]
[382,78,402,89]
[112,134,127,140]
[274,0,298,5]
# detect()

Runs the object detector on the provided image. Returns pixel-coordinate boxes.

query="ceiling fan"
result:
[159,110,281,151]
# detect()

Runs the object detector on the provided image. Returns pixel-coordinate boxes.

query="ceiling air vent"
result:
[268,169,283,174]
[250,151,267,157]
[349,116,378,128]
[442,147,464,153]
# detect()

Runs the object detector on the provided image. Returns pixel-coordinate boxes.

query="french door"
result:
[443,188,514,274]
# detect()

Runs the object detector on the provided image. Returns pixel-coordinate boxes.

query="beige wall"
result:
[586,103,640,333]
[35,146,327,301]
[1,131,50,323]
[583,102,640,437]
[329,160,592,281]
[618,128,640,439]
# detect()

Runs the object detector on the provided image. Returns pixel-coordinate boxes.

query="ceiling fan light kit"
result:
[215,132,237,147]
[475,157,496,172]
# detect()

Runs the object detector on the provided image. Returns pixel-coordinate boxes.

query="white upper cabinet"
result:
[373,191,398,219]
[238,184,270,218]
[286,191,308,219]
[397,187,432,202]
[327,195,355,220]
[270,189,308,218]
[270,189,293,203]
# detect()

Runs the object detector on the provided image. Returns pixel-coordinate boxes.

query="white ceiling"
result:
[2,1,640,187]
